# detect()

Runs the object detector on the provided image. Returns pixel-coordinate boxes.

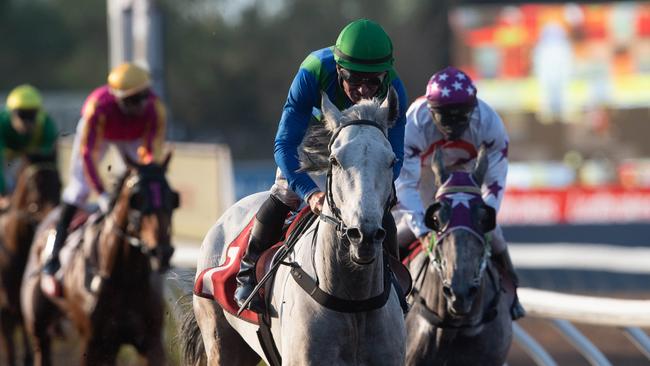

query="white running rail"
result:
[514,288,650,365]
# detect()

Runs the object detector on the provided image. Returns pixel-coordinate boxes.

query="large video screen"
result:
[451,3,650,120]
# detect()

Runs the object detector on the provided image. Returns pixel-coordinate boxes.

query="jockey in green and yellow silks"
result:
[0,85,58,199]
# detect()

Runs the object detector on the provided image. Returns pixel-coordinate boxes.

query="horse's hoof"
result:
[41,275,62,298]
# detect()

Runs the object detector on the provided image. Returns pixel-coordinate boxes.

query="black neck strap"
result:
[290,255,393,313]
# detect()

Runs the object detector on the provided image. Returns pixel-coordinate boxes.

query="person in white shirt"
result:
[395,66,525,320]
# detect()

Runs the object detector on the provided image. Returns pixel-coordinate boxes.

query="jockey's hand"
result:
[419,232,434,249]
[97,192,112,214]
[0,195,10,210]
[307,191,326,215]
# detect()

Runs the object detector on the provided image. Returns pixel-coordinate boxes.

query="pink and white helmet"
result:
[425,66,477,108]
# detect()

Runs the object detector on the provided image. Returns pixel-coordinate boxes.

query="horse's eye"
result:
[329,156,339,167]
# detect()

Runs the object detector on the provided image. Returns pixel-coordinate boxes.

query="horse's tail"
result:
[178,293,205,366]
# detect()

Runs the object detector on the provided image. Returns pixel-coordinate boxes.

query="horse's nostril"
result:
[468,285,478,297]
[346,227,362,242]
[374,228,386,242]
[442,285,453,298]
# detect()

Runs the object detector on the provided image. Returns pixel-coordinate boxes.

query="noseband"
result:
[319,119,396,238]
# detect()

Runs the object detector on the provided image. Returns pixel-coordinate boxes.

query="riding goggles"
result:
[122,89,151,106]
[429,104,474,140]
[339,68,387,88]
[15,108,38,122]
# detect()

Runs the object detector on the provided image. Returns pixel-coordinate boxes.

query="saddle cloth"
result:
[193,207,312,325]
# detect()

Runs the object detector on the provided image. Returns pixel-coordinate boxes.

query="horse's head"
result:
[117,152,179,272]
[13,152,61,220]
[424,146,496,316]
[300,88,399,265]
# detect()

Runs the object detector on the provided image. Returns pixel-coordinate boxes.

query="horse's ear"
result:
[431,147,448,187]
[162,150,173,171]
[123,153,139,170]
[378,86,399,129]
[472,144,489,186]
[321,91,342,131]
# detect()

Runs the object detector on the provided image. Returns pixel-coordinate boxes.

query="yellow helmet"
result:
[107,63,151,98]
[6,84,43,111]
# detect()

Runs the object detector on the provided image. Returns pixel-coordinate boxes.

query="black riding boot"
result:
[42,203,77,276]
[234,195,291,313]
[493,249,526,320]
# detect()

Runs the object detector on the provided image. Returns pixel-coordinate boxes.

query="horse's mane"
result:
[299,98,386,174]
[108,169,133,208]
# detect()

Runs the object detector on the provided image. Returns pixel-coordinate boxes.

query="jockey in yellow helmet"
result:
[0,85,58,206]
[41,62,167,296]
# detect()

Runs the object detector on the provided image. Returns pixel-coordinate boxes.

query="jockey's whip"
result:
[237,212,317,316]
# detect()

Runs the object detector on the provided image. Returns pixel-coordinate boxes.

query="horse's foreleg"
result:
[20,321,33,366]
[29,330,52,366]
[0,308,17,366]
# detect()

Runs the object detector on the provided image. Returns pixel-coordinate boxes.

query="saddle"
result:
[194,207,414,324]
[194,207,313,325]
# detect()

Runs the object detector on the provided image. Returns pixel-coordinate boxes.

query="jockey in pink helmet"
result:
[395,66,525,320]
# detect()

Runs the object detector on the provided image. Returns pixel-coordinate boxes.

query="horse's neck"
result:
[311,207,384,300]
[97,197,131,279]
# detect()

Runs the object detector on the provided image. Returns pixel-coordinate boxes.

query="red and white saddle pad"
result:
[193,207,312,325]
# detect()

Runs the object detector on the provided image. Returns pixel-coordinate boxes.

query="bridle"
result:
[410,179,499,328]
[288,118,399,313]
[318,119,396,239]
[108,171,177,260]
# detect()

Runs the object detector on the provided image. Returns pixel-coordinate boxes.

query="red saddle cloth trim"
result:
[193,206,312,325]
[402,240,423,266]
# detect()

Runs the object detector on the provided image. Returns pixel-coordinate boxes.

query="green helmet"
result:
[6,84,43,111]
[334,19,394,73]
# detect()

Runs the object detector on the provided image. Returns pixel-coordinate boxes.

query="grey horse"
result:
[404,147,513,366]
[181,88,405,365]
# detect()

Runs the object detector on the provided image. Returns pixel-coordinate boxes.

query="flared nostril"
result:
[345,227,363,243]
[374,228,386,242]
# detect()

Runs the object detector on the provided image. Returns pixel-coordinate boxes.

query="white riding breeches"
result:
[269,168,325,211]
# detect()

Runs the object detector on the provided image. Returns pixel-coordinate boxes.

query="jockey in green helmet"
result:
[234,19,409,313]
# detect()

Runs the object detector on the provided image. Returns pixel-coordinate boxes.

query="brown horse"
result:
[0,154,61,366]
[21,154,178,366]
[404,148,512,366]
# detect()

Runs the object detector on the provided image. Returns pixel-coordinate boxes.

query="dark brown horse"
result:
[404,148,512,366]
[0,154,61,366]
[21,154,179,366]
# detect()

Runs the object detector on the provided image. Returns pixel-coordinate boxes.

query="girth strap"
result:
[290,260,393,313]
